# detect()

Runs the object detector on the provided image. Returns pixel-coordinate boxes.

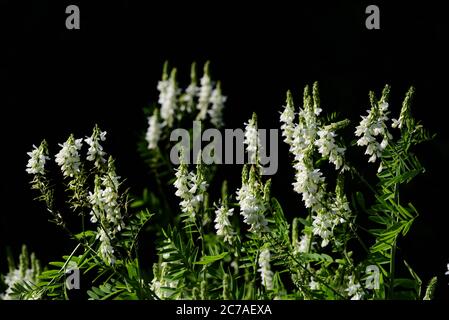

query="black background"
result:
[1,1,449,300]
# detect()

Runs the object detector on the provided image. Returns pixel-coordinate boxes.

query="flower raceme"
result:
[236,165,270,234]
[21,75,433,301]
[355,88,392,166]
[258,248,274,291]
[26,126,125,266]
[214,205,235,244]
[146,62,227,151]
[146,109,162,150]
[55,134,83,177]
[26,142,50,175]
[174,150,209,222]
[85,125,107,169]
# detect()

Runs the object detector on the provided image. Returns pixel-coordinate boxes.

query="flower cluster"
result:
[145,109,162,150]
[280,91,296,144]
[158,68,179,128]
[146,62,226,151]
[208,82,226,128]
[88,158,124,264]
[180,63,199,113]
[55,135,83,177]
[236,165,269,234]
[173,152,208,221]
[281,84,352,248]
[26,142,50,175]
[197,62,213,121]
[392,87,414,130]
[214,205,235,244]
[258,248,274,290]
[1,246,41,300]
[281,86,327,212]
[150,262,179,299]
[355,91,392,165]
[314,121,348,170]
[345,275,364,300]
[85,125,107,169]
[244,113,261,165]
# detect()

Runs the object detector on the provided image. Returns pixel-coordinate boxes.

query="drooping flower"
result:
[146,109,162,150]
[55,134,83,177]
[85,125,107,169]
[26,141,50,175]
[258,248,274,290]
[208,81,227,127]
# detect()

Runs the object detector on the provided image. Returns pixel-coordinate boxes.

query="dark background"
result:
[1,1,448,299]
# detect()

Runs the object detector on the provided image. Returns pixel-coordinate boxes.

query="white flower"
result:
[244,114,261,164]
[150,262,178,299]
[236,167,269,234]
[26,143,49,175]
[97,228,115,265]
[311,210,334,247]
[181,83,198,113]
[174,157,208,221]
[1,269,36,300]
[292,162,326,211]
[55,135,83,177]
[355,101,391,165]
[445,263,449,276]
[88,160,123,234]
[85,127,107,168]
[146,110,162,150]
[309,277,320,291]
[346,275,364,300]
[280,92,296,145]
[258,248,274,290]
[295,233,312,254]
[315,128,346,170]
[158,70,178,128]
[1,249,40,300]
[214,205,235,244]
[208,83,227,127]
[197,64,213,121]
[282,91,328,213]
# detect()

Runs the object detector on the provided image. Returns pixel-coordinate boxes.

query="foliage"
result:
[2,62,438,300]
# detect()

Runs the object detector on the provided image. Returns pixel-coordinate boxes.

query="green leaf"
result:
[73,230,96,240]
[194,252,229,265]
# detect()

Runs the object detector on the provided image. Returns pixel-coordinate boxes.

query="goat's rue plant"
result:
[1,62,440,300]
